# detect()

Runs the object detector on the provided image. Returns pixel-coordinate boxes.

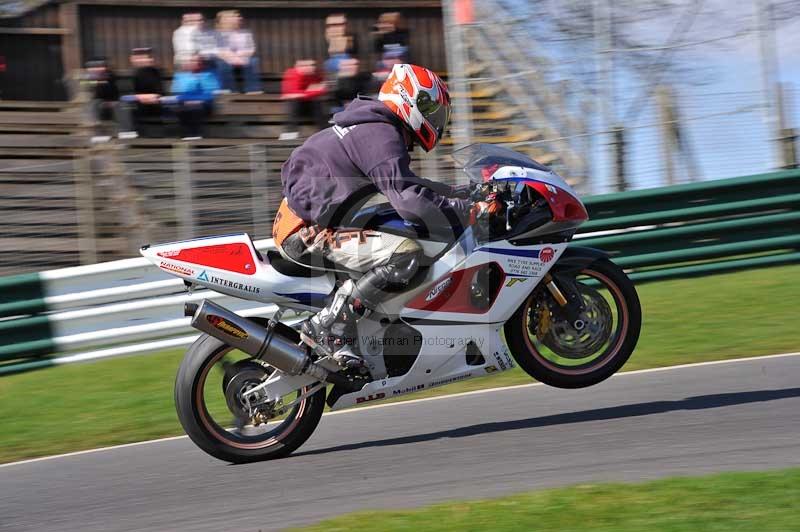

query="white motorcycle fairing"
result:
[140,233,336,312]
[141,230,566,411]
[327,235,567,410]
[139,143,647,464]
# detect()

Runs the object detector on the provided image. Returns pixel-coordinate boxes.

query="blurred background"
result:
[1,4,799,527]
[0,0,798,275]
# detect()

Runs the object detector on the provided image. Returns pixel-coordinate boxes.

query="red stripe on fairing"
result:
[526,182,589,222]
[405,263,506,314]
[157,243,256,275]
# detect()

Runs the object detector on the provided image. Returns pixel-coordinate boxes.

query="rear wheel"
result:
[175,320,325,463]
[505,258,641,388]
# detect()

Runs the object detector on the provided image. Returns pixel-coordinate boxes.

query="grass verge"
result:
[289,468,800,532]
[1,265,798,464]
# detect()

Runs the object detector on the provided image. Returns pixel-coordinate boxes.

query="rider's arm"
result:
[367,153,471,226]
[410,171,458,197]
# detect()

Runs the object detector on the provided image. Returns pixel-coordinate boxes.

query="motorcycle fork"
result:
[543,273,585,325]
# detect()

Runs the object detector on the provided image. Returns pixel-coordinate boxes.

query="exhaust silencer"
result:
[186,300,360,391]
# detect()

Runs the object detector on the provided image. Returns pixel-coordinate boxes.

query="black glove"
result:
[451,183,472,199]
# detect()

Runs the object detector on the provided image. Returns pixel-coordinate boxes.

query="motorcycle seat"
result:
[266,250,328,277]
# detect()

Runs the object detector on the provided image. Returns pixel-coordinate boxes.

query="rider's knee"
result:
[357,239,423,298]
[386,249,421,288]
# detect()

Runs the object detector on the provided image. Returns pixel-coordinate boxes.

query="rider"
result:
[274,63,500,366]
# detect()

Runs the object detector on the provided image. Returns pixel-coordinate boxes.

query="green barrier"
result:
[0,170,798,370]
[584,169,800,219]
[579,211,800,257]
[0,339,57,361]
[0,357,56,377]
[0,272,47,318]
[0,315,56,361]
[576,168,800,279]
[627,251,800,283]
[615,235,800,269]
[579,193,800,233]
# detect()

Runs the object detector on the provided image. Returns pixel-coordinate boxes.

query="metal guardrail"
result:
[576,168,800,282]
[1,170,798,376]
[0,238,284,376]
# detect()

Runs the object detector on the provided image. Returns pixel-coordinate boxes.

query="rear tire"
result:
[175,324,325,463]
[505,258,641,389]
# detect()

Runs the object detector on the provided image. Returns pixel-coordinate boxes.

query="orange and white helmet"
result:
[379,64,451,152]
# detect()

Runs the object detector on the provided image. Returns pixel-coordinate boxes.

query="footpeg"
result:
[332,346,366,369]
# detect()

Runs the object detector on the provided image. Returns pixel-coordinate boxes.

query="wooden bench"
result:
[0,80,565,275]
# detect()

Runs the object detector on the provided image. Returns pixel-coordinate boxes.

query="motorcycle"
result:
[141,143,641,463]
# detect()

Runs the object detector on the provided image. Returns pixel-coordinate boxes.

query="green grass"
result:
[290,468,800,532]
[1,265,799,464]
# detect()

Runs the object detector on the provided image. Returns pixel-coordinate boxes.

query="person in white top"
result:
[173,13,201,66]
[172,13,218,69]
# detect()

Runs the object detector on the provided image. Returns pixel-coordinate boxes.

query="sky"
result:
[501,0,800,193]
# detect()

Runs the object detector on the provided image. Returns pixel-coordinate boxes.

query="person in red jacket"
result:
[280,59,327,139]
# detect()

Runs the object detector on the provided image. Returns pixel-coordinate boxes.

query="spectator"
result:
[280,59,327,140]
[325,34,356,77]
[194,15,219,63]
[170,54,220,139]
[84,58,119,123]
[173,13,202,66]
[0,55,5,99]
[172,13,217,69]
[373,48,405,85]
[215,10,261,94]
[118,48,165,139]
[333,58,374,112]
[372,12,409,62]
[324,13,358,76]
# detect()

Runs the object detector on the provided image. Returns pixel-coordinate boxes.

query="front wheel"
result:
[505,258,641,389]
[174,321,326,463]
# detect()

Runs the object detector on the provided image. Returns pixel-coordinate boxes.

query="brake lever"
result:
[505,201,515,231]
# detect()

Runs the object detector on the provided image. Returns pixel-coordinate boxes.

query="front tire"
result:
[175,325,326,463]
[505,258,641,389]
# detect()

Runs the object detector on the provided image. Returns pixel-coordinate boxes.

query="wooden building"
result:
[0,0,444,101]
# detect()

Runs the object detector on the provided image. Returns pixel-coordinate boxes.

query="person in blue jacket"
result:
[171,54,220,139]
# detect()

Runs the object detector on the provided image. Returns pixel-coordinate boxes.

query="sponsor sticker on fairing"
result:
[429,373,472,387]
[158,261,194,276]
[493,351,508,371]
[392,384,426,396]
[196,270,261,294]
[355,393,386,404]
[539,247,555,263]
[425,277,453,302]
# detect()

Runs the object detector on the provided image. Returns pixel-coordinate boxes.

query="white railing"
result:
[0,237,286,375]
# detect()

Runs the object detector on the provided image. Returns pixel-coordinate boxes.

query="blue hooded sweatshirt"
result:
[280,97,471,228]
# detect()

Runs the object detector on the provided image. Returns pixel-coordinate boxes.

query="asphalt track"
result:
[2,353,799,532]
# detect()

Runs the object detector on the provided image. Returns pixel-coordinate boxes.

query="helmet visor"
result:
[417,91,451,140]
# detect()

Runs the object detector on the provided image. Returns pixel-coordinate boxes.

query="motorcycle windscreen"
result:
[452,143,552,184]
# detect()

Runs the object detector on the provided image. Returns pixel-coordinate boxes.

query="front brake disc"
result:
[541,284,613,359]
